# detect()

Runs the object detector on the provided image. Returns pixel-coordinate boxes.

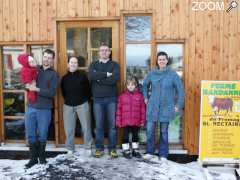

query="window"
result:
[1,45,54,141]
[125,16,151,84]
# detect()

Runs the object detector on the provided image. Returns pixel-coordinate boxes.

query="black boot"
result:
[132,142,142,158]
[39,141,47,164]
[132,150,142,158]
[25,142,39,169]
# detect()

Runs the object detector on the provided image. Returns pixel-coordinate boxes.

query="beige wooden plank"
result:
[63,0,69,17]
[92,0,100,17]
[68,0,76,17]
[32,0,40,41]
[124,0,130,10]
[107,0,116,16]
[228,7,238,80]
[155,0,162,38]
[115,0,121,16]
[3,0,10,41]
[161,0,171,39]
[100,0,107,17]
[203,11,212,80]
[178,0,186,39]
[76,0,84,17]
[170,0,179,39]
[221,9,229,80]
[0,0,3,41]
[11,0,18,41]
[39,0,48,41]
[145,0,152,11]
[194,10,205,154]
[47,0,57,41]
[118,0,124,13]
[83,0,89,17]
[56,0,63,18]
[26,0,33,41]
[17,0,27,41]
[186,1,196,154]
[211,11,220,80]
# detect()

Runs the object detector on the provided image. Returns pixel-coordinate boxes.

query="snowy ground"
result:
[0,149,237,180]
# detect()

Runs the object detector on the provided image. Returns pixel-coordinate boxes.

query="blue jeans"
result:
[146,121,169,158]
[25,106,52,143]
[93,97,117,151]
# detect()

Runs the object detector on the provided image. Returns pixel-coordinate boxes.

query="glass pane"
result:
[125,16,151,41]
[67,28,88,67]
[3,93,25,116]
[91,50,99,62]
[157,44,183,77]
[5,119,25,140]
[3,46,24,89]
[90,28,112,48]
[31,45,53,65]
[126,44,151,85]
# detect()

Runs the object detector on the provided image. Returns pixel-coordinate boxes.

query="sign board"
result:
[199,80,240,163]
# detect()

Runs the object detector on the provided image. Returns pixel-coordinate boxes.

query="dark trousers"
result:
[123,126,139,143]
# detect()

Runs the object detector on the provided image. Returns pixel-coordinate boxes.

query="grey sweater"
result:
[89,60,120,98]
[29,66,59,109]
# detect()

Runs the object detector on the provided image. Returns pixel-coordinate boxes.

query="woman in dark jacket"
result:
[142,51,185,160]
[61,56,92,154]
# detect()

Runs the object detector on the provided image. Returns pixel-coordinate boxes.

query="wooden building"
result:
[0,0,239,155]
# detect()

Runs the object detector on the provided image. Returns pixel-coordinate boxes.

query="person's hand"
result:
[144,98,148,104]
[107,72,112,77]
[25,84,30,89]
[140,123,144,127]
[175,107,179,113]
[28,84,40,92]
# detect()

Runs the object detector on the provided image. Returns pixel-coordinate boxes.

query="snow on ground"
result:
[0,149,237,180]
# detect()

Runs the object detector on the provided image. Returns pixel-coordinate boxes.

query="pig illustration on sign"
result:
[208,95,233,115]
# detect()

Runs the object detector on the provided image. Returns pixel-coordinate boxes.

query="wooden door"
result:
[57,20,119,145]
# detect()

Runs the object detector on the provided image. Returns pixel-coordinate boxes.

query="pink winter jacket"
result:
[116,90,146,127]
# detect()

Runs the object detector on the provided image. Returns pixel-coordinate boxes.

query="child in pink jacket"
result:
[116,75,146,158]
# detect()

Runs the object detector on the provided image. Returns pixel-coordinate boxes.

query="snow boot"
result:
[132,142,141,158]
[122,143,131,159]
[39,141,47,164]
[25,142,39,168]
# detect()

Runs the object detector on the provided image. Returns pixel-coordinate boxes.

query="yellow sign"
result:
[199,80,240,162]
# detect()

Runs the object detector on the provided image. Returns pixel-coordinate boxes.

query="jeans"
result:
[25,106,51,143]
[63,102,93,150]
[123,126,139,143]
[146,121,169,158]
[93,97,117,151]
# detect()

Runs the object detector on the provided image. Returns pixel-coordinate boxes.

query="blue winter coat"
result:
[142,67,185,122]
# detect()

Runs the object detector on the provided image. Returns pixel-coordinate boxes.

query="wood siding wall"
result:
[0,0,240,154]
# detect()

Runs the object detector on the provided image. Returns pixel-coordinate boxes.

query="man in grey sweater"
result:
[25,49,59,168]
[89,44,120,158]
